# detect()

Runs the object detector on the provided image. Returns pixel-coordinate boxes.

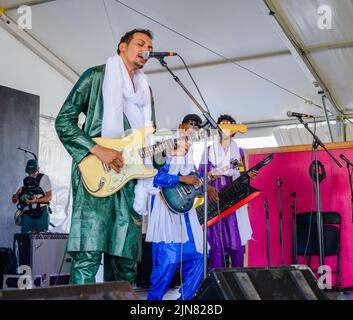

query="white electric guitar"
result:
[77,124,247,197]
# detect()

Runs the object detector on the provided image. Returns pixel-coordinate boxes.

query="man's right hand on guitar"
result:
[180,175,202,186]
[90,144,124,173]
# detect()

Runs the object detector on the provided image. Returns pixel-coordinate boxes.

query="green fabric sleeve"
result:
[55,68,96,164]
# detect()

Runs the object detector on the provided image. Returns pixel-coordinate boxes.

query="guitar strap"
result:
[239,148,247,172]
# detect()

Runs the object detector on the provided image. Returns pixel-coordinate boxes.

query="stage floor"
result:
[134,286,180,300]
[134,286,353,300]
[326,289,353,300]
[1,286,353,300]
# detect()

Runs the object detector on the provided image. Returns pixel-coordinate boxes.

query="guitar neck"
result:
[236,154,274,184]
[211,159,239,176]
[139,129,217,159]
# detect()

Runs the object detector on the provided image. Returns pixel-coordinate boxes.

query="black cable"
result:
[113,0,332,114]
[215,176,227,268]
[54,240,68,286]
[208,141,227,268]
[177,55,211,114]
[210,138,239,269]
[179,215,184,301]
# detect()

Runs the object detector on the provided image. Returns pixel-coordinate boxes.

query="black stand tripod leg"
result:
[264,195,270,266]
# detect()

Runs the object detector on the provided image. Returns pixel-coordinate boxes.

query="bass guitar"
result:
[160,159,240,214]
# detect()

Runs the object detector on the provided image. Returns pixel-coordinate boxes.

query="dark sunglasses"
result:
[186,120,201,128]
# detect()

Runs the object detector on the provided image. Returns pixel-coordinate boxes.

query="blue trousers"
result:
[147,213,204,300]
[147,248,203,300]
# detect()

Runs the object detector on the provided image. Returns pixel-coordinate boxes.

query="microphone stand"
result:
[157,57,225,279]
[342,157,353,223]
[277,177,284,266]
[349,165,353,224]
[290,192,297,264]
[18,147,38,160]
[264,195,270,266]
[294,116,342,281]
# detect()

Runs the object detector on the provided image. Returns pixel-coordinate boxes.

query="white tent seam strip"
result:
[0,12,79,83]
[265,0,344,116]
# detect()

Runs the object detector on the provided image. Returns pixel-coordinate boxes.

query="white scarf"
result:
[102,54,152,137]
[145,153,205,254]
[209,138,240,178]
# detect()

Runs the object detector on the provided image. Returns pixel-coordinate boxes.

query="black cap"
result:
[25,159,38,174]
[181,114,202,128]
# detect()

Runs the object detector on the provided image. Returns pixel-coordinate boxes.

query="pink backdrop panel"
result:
[247,147,353,288]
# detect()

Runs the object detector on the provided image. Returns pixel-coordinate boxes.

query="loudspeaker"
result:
[0,248,17,275]
[0,281,139,300]
[12,233,71,287]
[194,266,328,300]
[0,247,18,289]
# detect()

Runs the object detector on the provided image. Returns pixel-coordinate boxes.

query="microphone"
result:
[287,111,314,118]
[340,154,353,167]
[142,51,178,59]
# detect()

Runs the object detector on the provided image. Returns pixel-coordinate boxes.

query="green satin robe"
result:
[55,65,156,261]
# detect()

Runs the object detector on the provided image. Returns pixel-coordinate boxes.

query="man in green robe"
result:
[55,29,156,284]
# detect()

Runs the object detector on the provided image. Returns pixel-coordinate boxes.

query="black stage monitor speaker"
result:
[194,265,328,300]
[0,281,139,300]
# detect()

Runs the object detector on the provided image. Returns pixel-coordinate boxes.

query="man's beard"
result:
[134,61,144,69]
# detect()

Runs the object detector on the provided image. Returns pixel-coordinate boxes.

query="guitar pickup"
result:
[183,186,191,194]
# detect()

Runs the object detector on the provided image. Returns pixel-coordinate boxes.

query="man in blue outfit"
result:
[145,114,207,300]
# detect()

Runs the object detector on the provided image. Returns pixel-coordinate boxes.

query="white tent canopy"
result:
[2,0,352,132]
[1,0,353,238]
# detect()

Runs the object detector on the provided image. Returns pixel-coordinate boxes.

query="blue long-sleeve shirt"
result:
[150,159,202,266]
[153,160,180,188]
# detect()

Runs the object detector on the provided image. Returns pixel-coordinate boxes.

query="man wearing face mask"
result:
[12,159,52,233]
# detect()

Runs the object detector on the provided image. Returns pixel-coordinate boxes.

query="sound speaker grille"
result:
[194,266,328,300]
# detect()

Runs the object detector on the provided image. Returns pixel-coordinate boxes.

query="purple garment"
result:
[199,159,245,268]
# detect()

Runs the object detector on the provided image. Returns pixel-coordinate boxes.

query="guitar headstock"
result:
[219,124,248,134]
[263,153,274,164]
